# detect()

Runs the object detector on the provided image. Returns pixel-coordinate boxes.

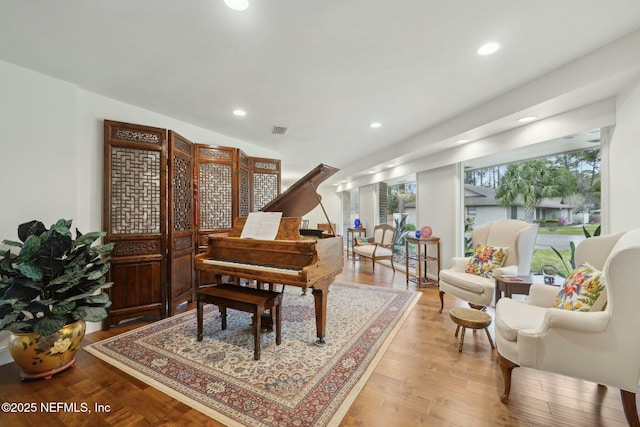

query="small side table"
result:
[495,275,533,305]
[495,274,564,304]
[347,227,367,259]
[406,237,441,289]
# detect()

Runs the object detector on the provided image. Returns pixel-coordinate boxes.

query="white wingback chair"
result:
[438,219,538,312]
[495,228,640,427]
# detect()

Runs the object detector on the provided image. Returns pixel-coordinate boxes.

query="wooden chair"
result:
[352,224,396,272]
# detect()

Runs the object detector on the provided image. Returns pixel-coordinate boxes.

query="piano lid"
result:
[260,163,339,218]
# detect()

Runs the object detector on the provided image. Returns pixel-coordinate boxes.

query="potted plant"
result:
[0,219,114,379]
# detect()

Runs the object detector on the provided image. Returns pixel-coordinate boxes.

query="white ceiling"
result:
[2,1,640,184]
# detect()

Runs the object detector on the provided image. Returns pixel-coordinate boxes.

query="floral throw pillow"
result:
[553,262,606,312]
[465,245,507,278]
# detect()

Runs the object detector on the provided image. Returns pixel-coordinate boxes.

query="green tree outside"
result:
[495,159,577,223]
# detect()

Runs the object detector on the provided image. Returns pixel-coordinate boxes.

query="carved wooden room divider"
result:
[104,120,281,326]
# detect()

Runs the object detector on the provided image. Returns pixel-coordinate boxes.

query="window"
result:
[386,180,416,246]
[464,145,601,275]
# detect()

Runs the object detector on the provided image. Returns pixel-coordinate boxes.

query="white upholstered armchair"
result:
[438,219,538,312]
[495,228,640,426]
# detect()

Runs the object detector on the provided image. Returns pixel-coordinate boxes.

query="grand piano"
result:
[194,164,344,345]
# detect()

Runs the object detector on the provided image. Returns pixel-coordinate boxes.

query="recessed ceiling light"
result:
[224,0,249,11]
[477,42,500,56]
[369,122,382,129]
[386,164,396,168]
[233,109,247,117]
[456,139,471,144]
[517,116,538,123]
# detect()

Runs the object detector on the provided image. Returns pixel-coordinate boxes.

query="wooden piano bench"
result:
[196,284,283,360]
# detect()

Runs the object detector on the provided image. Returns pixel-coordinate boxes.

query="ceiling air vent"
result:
[272,126,288,135]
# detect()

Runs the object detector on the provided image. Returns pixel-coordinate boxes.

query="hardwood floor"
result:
[0,256,632,426]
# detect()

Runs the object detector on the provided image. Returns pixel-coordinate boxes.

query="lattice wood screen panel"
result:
[250,157,281,212]
[168,131,195,316]
[238,150,251,217]
[194,145,237,251]
[103,120,168,328]
[171,156,193,232]
[109,148,162,234]
[199,162,233,229]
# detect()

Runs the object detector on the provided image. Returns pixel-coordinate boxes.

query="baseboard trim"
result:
[0,346,12,366]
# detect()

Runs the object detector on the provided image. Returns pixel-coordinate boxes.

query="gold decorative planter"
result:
[8,320,86,380]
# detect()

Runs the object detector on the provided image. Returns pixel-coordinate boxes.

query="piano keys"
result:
[194,164,344,345]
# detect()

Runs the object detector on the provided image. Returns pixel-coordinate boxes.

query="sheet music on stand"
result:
[240,212,283,240]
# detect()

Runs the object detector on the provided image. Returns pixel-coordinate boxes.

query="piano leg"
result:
[312,283,330,346]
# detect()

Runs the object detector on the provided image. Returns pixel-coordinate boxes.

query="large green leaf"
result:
[34,316,67,336]
[50,219,73,237]
[52,276,83,293]
[0,313,20,330]
[52,301,75,315]
[83,293,110,304]
[72,306,108,322]
[3,283,40,301]
[94,243,114,255]
[1,240,23,248]
[16,235,41,263]
[73,231,105,246]
[11,276,43,291]
[18,264,43,281]
[87,267,109,281]
[2,320,35,333]
[17,220,47,242]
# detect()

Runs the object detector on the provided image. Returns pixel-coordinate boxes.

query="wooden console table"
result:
[406,236,441,289]
[347,227,367,258]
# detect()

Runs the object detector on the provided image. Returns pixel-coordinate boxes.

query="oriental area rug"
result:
[84,282,420,427]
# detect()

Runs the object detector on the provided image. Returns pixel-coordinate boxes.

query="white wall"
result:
[0,62,79,240]
[304,184,342,235]
[609,80,640,232]
[0,62,80,365]
[358,184,376,232]
[416,165,462,269]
